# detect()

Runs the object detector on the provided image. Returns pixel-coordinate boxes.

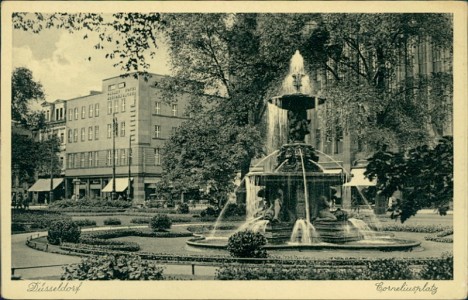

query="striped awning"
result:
[102,178,133,192]
[28,178,64,192]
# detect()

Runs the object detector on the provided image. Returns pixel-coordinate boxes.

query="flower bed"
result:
[379,224,452,233]
[130,218,150,224]
[424,229,453,243]
[186,224,238,234]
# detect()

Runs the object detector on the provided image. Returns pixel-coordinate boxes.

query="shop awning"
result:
[102,178,133,192]
[28,178,64,192]
[343,168,376,186]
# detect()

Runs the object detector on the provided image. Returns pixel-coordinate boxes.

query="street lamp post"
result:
[127,135,133,201]
[112,113,117,200]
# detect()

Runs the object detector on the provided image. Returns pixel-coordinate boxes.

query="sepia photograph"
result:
[1,1,467,299]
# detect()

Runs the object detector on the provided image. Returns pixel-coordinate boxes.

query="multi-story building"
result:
[62,73,195,204]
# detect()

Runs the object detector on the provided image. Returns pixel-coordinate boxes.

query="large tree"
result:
[301,14,453,152]
[12,67,46,129]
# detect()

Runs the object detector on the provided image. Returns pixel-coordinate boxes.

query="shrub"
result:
[418,253,453,280]
[130,218,151,224]
[47,220,81,245]
[227,230,267,258]
[74,219,97,227]
[424,228,453,243]
[12,210,70,231]
[62,255,164,280]
[103,218,122,226]
[150,214,172,232]
[200,206,219,218]
[176,203,190,214]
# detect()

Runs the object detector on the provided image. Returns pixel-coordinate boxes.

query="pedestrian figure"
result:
[16,192,24,210]
[23,193,30,210]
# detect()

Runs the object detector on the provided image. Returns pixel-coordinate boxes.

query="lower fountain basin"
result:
[186,236,421,251]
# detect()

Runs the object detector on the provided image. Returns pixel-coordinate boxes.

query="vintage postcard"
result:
[1,1,467,299]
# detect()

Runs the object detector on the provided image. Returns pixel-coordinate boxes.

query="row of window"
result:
[107,122,126,138]
[68,126,100,143]
[107,98,130,115]
[45,107,65,122]
[68,104,100,121]
[67,148,161,169]
[155,102,178,117]
[153,125,178,139]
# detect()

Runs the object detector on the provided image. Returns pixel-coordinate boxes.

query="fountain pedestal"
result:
[263,222,294,244]
[313,220,361,243]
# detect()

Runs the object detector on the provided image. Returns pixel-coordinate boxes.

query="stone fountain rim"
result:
[186,236,421,251]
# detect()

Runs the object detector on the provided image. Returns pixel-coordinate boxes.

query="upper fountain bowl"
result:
[269,94,325,111]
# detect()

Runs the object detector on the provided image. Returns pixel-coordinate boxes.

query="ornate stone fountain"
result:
[187,50,420,251]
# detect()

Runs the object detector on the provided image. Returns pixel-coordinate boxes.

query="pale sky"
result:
[12,26,172,104]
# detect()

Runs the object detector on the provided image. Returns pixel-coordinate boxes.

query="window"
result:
[107,124,112,139]
[56,108,59,120]
[73,129,78,142]
[60,132,64,143]
[95,103,100,117]
[60,157,64,168]
[120,122,125,137]
[154,148,161,166]
[88,151,93,167]
[114,99,119,113]
[94,126,99,140]
[107,101,112,114]
[68,129,73,143]
[81,128,86,141]
[74,153,78,168]
[118,82,126,89]
[46,110,50,121]
[107,150,112,166]
[155,102,161,114]
[80,153,86,168]
[108,84,116,91]
[68,154,73,168]
[89,104,94,118]
[121,98,126,112]
[74,108,79,120]
[121,149,126,165]
[115,149,119,166]
[171,104,177,116]
[81,106,86,119]
[69,109,73,121]
[88,126,93,140]
[154,125,160,138]
[95,151,99,167]
[60,108,63,120]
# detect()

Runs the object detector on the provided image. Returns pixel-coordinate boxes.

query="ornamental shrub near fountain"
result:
[227,230,268,258]
[150,214,172,232]
[47,220,80,245]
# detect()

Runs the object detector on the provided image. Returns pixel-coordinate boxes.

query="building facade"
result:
[62,73,193,204]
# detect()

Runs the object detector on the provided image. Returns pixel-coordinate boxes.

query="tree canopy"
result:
[12,67,46,129]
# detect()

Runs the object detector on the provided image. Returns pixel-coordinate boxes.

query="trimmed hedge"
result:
[227,231,268,258]
[424,229,453,243]
[380,224,452,233]
[215,254,453,280]
[130,218,150,224]
[62,255,164,280]
[12,210,71,232]
[103,218,122,226]
[74,219,97,227]
[49,199,132,209]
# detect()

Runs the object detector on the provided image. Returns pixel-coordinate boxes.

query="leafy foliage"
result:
[418,253,453,280]
[12,210,70,232]
[149,214,172,232]
[47,220,81,245]
[365,136,453,222]
[227,230,268,258]
[62,255,165,280]
[11,67,45,127]
[73,219,97,227]
[49,199,132,208]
